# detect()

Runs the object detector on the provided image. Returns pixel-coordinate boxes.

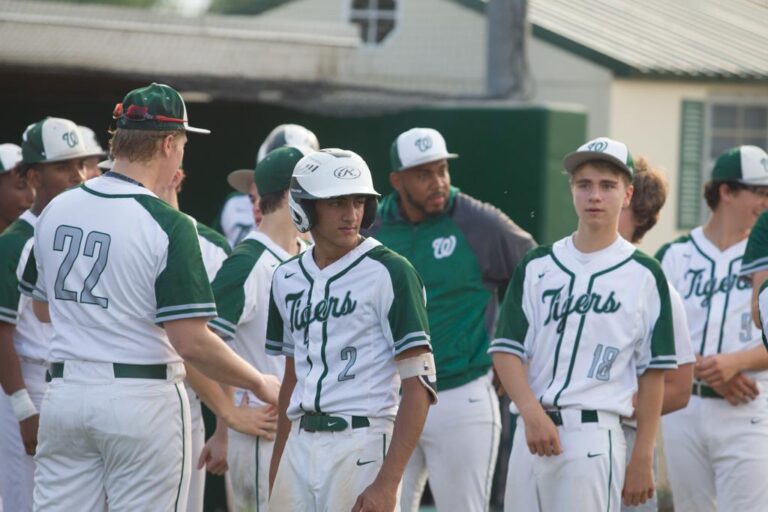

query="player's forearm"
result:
[751,269,768,329]
[631,370,665,463]
[375,377,430,489]
[0,323,26,395]
[493,352,542,420]
[729,346,768,373]
[269,359,296,492]
[184,364,236,423]
[661,363,693,415]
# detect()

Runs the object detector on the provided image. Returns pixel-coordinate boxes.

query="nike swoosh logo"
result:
[587,452,602,458]
[751,418,763,424]
[356,459,376,466]
[468,398,482,403]
[538,273,545,278]
[285,272,296,279]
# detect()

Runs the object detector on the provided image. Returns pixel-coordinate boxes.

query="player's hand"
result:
[522,409,562,457]
[197,428,228,475]
[228,397,278,438]
[716,373,759,405]
[492,369,506,397]
[622,458,654,507]
[19,414,39,456]
[351,478,398,512]
[252,374,281,406]
[696,354,740,386]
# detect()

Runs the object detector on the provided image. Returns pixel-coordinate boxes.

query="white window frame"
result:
[346,0,400,47]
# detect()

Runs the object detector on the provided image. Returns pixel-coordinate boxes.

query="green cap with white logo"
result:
[0,143,22,173]
[390,128,458,172]
[254,146,310,196]
[711,145,768,185]
[21,118,91,165]
[564,137,635,178]
[113,83,210,134]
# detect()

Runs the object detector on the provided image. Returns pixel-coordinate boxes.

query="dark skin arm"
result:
[0,321,39,455]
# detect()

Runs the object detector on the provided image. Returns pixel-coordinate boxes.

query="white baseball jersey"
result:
[489,235,676,418]
[19,174,216,364]
[266,237,431,421]
[192,218,230,282]
[657,227,765,380]
[0,210,52,361]
[219,193,255,248]
[209,231,306,406]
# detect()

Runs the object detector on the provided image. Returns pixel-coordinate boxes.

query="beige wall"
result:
[610,80,768,255]
[259,0,487,95]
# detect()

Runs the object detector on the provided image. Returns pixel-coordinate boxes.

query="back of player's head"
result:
[257,124,319,164]
[389,127,458,172]
[254,146,309,215]
[628,157,668,243]
[109,83,208,164]
[288,149,380,233]
[564,137,634,185]
[703,145,768,210]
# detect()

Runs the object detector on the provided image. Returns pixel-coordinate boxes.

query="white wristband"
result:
[9,389,38,422]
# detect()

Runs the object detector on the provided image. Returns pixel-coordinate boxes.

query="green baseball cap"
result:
[113,83,210,134]
[711,145,768,185]
[21,117,91,165]
[0,143,22,173]
[563,137,635,178]
[254,146,309,196]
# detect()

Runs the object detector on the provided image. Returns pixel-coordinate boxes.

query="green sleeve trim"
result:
[632,250,676,361]
[367,246,431,351]
[210,240,265,335]
[133,196,216,321]
[654,233,690,263]
[0,220,34,315]
[488,339,526,356]
[196,221,232,256]
[265,276,286,355]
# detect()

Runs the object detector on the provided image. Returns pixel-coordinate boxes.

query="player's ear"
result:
[25,165,43,189]
[389,171,401,191]
[623,183,634,208]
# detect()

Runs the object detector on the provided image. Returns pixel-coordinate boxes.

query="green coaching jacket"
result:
[367,187,536,391]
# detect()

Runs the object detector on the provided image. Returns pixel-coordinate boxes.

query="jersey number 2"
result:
[53,225,111,308]
[338,347,357,381]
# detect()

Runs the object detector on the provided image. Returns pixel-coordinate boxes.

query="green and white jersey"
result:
[0,211,52,361]
[656,228,762,372]
[758,281,768,350]
[266,237,431,421]
[741,210,768,276]
[19,174,216,365]
[489,236,676,418]
[209,231,306,407]
[192,218,231,282]
[219,193,255,248]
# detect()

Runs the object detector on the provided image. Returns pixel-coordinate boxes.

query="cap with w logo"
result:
[390,127,458,172]
[711,145,768,185]
[21,117,90,165]
[114,83,210,134]
[0,143,22,173]
[564,137,635,178]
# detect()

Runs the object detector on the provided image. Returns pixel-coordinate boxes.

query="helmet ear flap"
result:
[362,196,378,230]
[288,195,314,233]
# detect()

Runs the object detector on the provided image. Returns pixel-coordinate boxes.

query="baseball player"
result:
[0,118,90,512]
[366,127,536,512]
[490,137,676,511]
[659,145,768,512]
[208,146,310,511]
[19,83,279,511]
[617,157,695,512]
[77,125,108,180]
[0,143,33,233]
[267,148,437,512]
[218,124,319,247]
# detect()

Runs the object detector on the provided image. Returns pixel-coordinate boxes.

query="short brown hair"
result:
[259,190,287,215]
[703,180,750,210]
[109,128,183,164]
[628,157,667,243]
[570,160,632,186]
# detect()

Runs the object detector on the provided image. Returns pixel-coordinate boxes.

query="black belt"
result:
[546,409,599,427]
[47,362,168,381]
[299,413,370,432]
[691,382,724,399]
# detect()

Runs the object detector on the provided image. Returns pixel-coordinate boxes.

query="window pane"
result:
[744,107,768,130]
[376,0,397,10]
[712,105,739,129]
[351,0,369,9]
[375,18,395,42]
[711,136,740,158]
[350,17,371,42]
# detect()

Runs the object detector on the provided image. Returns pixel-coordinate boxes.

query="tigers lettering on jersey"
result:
[542,287,621,332]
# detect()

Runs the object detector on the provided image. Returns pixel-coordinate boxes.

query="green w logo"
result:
[62,131,79,148]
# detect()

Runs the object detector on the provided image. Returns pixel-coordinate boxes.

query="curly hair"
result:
[629,157,668,243]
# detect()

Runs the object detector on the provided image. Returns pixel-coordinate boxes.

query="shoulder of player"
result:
[654,232,692,262]
[130,195,196,235]
[452,192,528,234]
[517,245,554,273]
[0,220,34,253]
[364,244,421,283]
[195,220,231,255]
[629,249,671,293]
